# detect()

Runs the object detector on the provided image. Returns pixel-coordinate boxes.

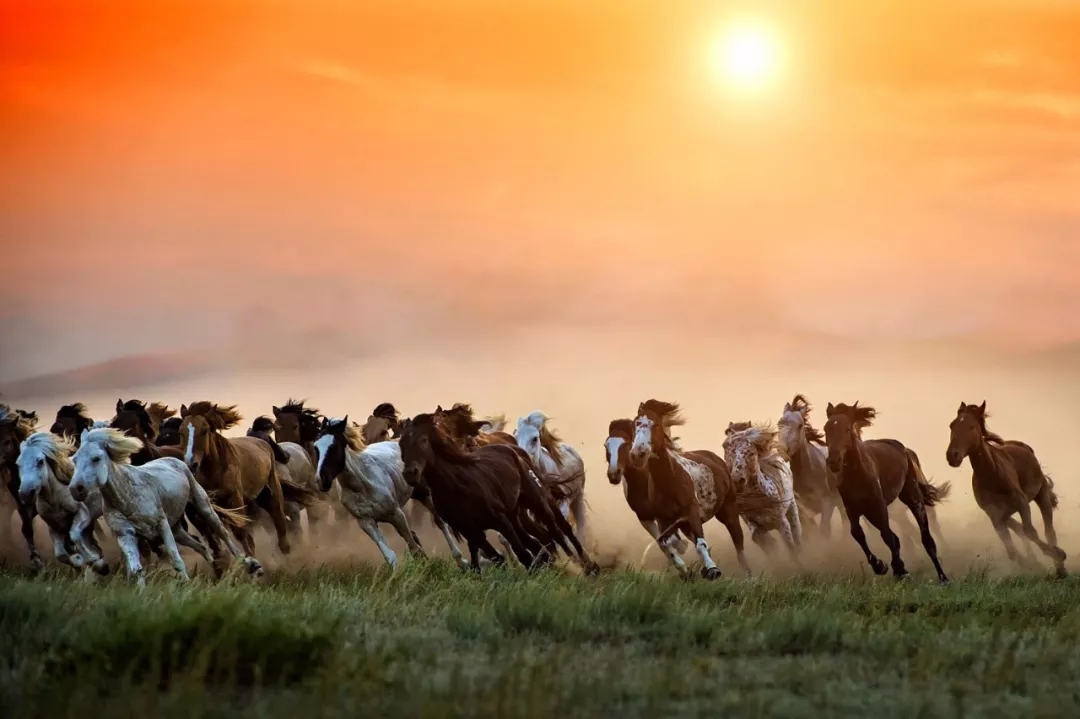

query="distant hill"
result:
[0,352,219,400]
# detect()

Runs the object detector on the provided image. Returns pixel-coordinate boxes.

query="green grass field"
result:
[1,562,1078,718]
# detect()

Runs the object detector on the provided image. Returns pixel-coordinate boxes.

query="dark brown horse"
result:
[111,399,185,466]
[947,401,1065,576]
[156,417,183,447]
[399,413,594,573]
[115,399,176,440]
[625,400,747,579]
[1,404,42,569]
[435,403,516,450]
[824,402,950,583]
[49,403,94,446]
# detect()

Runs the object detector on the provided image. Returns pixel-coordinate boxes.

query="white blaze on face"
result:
[314,433,334,478]
[631,417,653,459]
[604,436,624,480]
[184,422,196,467]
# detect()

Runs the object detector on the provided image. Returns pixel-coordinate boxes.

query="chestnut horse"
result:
[946,401,1066,577]
[823,402,950,583]
[624,400,748,579]
[50,403,95,447]
[179,401,291,556]
[1,404,42,569]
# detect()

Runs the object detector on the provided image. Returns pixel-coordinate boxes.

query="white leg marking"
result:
[695,537,718,570]
[640,519,688,573]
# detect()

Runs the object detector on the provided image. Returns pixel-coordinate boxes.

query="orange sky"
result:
[2,0,1080,379]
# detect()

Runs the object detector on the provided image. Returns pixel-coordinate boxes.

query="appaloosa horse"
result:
[621,400,748,579]
[947,401,1066,576]
[824,402,950,583]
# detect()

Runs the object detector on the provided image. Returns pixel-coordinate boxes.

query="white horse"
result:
[314,417,467,569]
[70,427,261,585]
[778,395,844,539]
[515,411,589,544]
[723,422,802,565]
[16,431,109,575]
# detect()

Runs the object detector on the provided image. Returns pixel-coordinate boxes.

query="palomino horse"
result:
[778,395,844,538]
[111,399,185,465]
[16,431,109,574]
[272,399,346,527]
[399,413,594,573]
[70,428,260,585]
[515,411,589,544]
[315,417,468,569]
[624,400,747,579]
[946,401,1066,577]
[1,404,42,569]
[360,402,403,445]
[50,403,95,447]
[724,422,802,564]
[179,401,292,556]
[823,402,950,583]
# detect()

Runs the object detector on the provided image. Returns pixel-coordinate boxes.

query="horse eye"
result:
[92,456,101,463]
[37,457,45,465]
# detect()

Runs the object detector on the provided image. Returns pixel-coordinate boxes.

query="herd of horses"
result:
[0,392,1068,586]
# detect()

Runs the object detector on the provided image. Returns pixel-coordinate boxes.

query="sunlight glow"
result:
[710,21,782,93]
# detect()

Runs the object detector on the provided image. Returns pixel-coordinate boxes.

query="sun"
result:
[710,21,782,92]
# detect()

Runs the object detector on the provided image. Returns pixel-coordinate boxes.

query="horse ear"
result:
[725,422,735,435]
[80,428,90,444]
[957,401,966,414]
[342,414,349,427]
[468,420,486,436]
[272,406,282,418]
[978,400,986,413]
[825,402,835,416]
[180,404,189,418]
[435,405,444,413]
[116,399,124,413]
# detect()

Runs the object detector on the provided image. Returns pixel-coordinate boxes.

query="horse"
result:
[157,417,183,447]
[823,402,950,583]
[15,431,109,574]
[360,402,403,445]
[1,404,43,569]
[271,399,347,526]
[946,401,1066,576]
[624,400,748,579]
[111,399,185,465]
[246,414,329,541]
[778,394,844,538]
[399,413,594,573]
[70,427,261,585]
[179,401,292,556]
[49,403,95,447]
[724,422,802,564]
[436,403,517,449]
[315,416,472,569]
[515,411,590,544]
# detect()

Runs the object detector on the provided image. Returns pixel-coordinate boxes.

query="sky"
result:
[2,0,1080,381]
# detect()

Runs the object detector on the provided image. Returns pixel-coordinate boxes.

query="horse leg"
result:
[415,495,467,568]
[115,530,146,587]
[817,501,832,540]
[174,523,214,568]
[716,501,751,577]
[259,463,291,555]
[509,511,551,565]
[1034,487,1067,576]
[779,511,803,570]
[282,500,303,544]
[49,526,79,569]
[190,482,262,577]
[846,508,888,576]
[748,523,777,557]
[357,518,398,569]
[70,505,108,575]
[305,499,330,540]
[898,489,948,584]
[570,493,589,549]
[492,516,536,569]
[13,499,42,572]
[640,519,690,576]
[1004,517,1065,565]
[926,505,948,550]
[864,501,908,579]
[158,518,190,580]
[387,507,426,558]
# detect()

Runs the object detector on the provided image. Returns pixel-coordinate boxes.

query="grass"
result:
[2,561,1079,718]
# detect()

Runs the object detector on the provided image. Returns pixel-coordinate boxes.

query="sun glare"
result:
[711,21,782,93]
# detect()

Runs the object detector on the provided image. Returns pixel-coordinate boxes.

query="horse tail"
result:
[209,498,251,529]
[905,448,949,507]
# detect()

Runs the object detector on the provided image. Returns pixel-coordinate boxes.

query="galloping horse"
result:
[271,399,344,528]
[624,400,747,579]
[436,403,516,449]
[824,402,950,583]
[111,399,184,465]
[515,411,589,544]
[157,417,183,447]
[946,401,1066,576]
[179,401,292,556]
[360,402,403,445]
[1,404,42,569]
[50,403,95,447]
[724,422,802,564]
[778,395,844,538]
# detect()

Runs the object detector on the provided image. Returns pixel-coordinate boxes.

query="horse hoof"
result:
[869,558,888,576]
[893,571,911,582]
[701,566,722,581]
[278,541,291,555]
[93,561,110,576]
[584,561,601,576]
[29,557,45,573]
[1055,566,1068,579]
[1055,548,1067,562]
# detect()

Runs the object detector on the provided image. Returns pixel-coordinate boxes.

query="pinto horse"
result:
[947,401,1066,576]
[622,400,747,579]
[179,401,292,556]
[824,402,950,583]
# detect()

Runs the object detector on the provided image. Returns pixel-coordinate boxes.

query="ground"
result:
[1,562,1078,718]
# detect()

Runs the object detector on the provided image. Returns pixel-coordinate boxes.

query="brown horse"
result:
[624,400,748,579]
[946,401,1066,576]
[179,401,292,556]
[1,404,43,569]
[156,417,183,447]
[118,399,176,439]
[49,403,95,446]
[399,413,594,573]
[823,402,950,583]
[435,403,516,449]
[111,399,185,466]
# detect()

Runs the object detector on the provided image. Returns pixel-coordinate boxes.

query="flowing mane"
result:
[959,403,1006,446]
[371,402,399,423]
[81,427,144,464]
[727,421,788,478]
[147,401,177,421]
[638,399,684,448]
[0,403,36,442]
[343,421,365,452]
[481,413,507,433]
[282,398,322,420]
[786,394,825,445]
[411,413,476,466]
[21,432,76,476]
[184,401,243,431]
[250,416,276,434]
[828,402,877,437]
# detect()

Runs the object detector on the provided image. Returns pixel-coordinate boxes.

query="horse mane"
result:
[608,418,635,440]
[185,401,243,431]
[161,417,183,431]
[412,413,476,465]
[481,413,507,433]
[117,399,156,438]
[82,427,144,464]
[281,398,321,419]
[17,409,38,424]
[22,431,76,475]
[55,402,93,432]
[960,403,1006,446]
[371,402,399,423]
[0,403,36,441]
[726,421,752,436]
[827,402,877,437]
[727,421,779,456]
[147,402,177,420]
[638,400,685,430]
[250,416,276,434]
[785,394,826,445]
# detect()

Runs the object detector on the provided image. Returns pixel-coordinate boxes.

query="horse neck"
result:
[100,462,138,514]
[621,461,655,509]
[787,439,814,473]
[644,443,679,486]
[967,435,1000,478]
[842,436,874,483]
[206,432,234,471]
[42,466,77,511]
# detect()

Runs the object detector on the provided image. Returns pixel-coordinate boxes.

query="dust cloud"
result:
[3,325,1079,580]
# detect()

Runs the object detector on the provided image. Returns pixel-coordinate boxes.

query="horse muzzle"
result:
[70,483,88,502]
[945,450,963,468]
[826,457,842,473]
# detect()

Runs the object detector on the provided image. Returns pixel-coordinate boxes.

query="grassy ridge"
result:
[2,563,1079,718]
